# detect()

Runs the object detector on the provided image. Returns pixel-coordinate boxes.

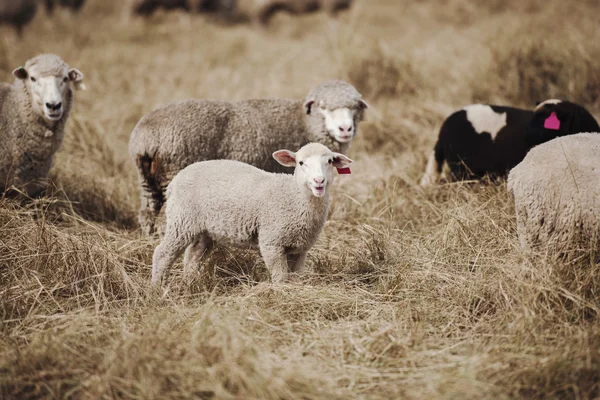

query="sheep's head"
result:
[526,99,600,149]
[304,80,368,144]
[273,143,353,198]
[13,54,85,125]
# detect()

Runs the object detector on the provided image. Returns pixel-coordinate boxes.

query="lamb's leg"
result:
[183,235,213,280]
[287,252,308,273]
[260,244,289,283]
[151,231,188,286]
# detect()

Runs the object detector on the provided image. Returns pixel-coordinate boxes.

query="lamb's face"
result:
[13,58,84,124]
[273,143,354,198]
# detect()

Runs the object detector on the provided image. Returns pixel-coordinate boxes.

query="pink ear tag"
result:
[544,112,561,130]
[337,167,351,174]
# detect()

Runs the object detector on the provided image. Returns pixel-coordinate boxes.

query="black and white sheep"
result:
[420,100,600,185]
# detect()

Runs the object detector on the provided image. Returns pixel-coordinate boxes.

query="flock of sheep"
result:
[1,48,598,285]
[0,0,354,36]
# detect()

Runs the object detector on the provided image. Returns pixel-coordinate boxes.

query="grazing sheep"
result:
[129,79,367,236]
[420,100,600,185]
[236,0,353,25]
[132,0,234,17]
[44,0,86,15]
[151,142,353,286]
[0,0,37,36]
[507,133,600,253]
[0,54,85,196]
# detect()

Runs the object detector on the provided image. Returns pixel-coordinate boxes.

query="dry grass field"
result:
[2,0,600,398]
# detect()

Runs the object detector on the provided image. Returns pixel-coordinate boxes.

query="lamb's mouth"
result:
[311,185,326,197]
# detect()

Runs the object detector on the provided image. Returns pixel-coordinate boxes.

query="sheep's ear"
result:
[68,68,86,91]
[12,67,28,80]
[273,150,297,167]
[304,100,315,115]
[332,152,353,168]
[359,99,369,109]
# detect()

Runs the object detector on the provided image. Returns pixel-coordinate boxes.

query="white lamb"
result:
[151,142,353,286]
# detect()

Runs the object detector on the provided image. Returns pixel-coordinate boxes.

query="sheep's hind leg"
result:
[183,235,214,280]
[260,244,289,283]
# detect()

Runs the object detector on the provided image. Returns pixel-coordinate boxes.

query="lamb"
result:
[0,54,85,196]
[0,0,37,36]
[132,0,234,17]
[420,99,600,185]
[236,0,353,26]
[507,133,600,253]
[151,142,353,286]
[44,0,86,15]
[129,79,367,236]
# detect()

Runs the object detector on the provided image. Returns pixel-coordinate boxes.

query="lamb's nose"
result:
[46,102,62,111]
[314,177,325,185]
[338,124,352,133]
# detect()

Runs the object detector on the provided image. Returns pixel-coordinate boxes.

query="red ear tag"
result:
[544,112,561,130]
[337,167,351,174]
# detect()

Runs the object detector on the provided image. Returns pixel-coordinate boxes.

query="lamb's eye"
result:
[320,105,326,110]
[328,159,333,164]
[63,77,68,83]
[30,77,36,82]
[299,161,304,166]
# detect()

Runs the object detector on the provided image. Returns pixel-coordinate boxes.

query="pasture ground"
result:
[1,1,600,398]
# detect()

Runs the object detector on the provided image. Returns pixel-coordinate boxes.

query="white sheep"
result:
[507,132,600,252]
[0,54,85,196]
[129,79,367,236]
[151,142,353,286]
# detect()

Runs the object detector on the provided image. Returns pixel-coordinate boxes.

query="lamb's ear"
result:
[304,99,314,115]
[68,68,86,91]
[332,152,353,168]
[12,66,28,80]
[359,99,369,109]
[273,150,297,167]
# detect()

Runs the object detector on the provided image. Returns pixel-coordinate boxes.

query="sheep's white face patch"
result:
[30,75,69,122]
[464,104,507,141]
[318,106,356,143]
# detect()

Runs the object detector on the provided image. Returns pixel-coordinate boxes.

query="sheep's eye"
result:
[328,159,333,164]
[320,105,326,110]
[299,161,304,166]
[63,77,68,83]
[30,77,36,82]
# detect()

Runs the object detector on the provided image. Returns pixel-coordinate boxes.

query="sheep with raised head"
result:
[129,79,367,236]
[0,0,37,36]
[236,0,353,25]
[507,133,600,253]
[0,54,85,196]
[420,99,599,185]
[151,142,353,286]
